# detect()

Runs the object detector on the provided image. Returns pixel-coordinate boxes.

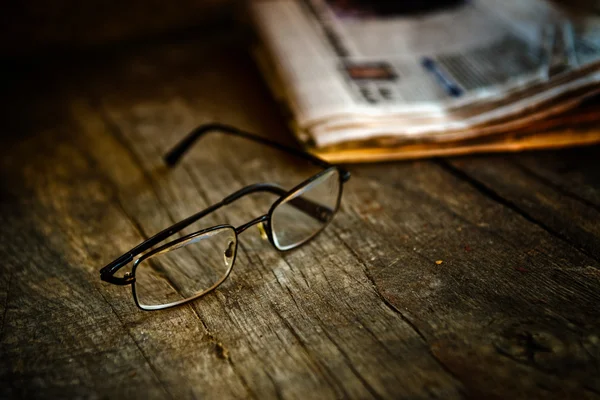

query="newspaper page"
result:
[250,0,600,150]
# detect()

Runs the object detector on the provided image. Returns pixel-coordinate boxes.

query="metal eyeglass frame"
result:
[99,123,351,310]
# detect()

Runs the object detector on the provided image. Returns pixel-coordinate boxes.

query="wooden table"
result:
[1,32,599,399]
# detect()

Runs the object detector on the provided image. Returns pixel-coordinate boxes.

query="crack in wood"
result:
[335,233,470,395]
[312,315,384,400]
[273,305,351,398]
[223,354,258,399]
[337,237,427,341]
[438,160,600,263]
[512,159,600,214]
[94,282,175,399]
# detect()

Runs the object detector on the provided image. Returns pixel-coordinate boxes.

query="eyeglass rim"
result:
[265,166,344,251]
[131,224,239,311]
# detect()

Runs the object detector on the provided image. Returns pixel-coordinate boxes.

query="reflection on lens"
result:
[271,168,340,250]
[133,226,237,310]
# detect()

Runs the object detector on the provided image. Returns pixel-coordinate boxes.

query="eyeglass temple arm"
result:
[100,182,330,285]
[163,123,351,182]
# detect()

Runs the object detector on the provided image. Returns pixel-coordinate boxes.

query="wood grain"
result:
[1,32,599,399]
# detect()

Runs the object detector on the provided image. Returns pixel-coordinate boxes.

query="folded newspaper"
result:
[250,0,600,162]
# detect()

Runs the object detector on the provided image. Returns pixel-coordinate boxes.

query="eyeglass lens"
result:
[133,226,237,310]
[271,169,341,250]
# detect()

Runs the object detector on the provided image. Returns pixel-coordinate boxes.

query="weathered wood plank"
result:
[339,162,600,398]
[1,32,599,399]
[446,149,600,259]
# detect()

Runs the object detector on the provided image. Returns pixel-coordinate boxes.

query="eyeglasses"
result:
[99,123,350,310]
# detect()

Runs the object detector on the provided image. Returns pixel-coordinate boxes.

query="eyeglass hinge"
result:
[100,271,135,286]
[100,253,135,285]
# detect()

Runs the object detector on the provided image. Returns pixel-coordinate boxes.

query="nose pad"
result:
[257,222,268,241]
[224,240,235,266]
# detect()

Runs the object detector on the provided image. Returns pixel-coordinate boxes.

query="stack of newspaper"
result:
[250,0,600,162]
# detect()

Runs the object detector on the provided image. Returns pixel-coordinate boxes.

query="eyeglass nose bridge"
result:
[235,214,270,237]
